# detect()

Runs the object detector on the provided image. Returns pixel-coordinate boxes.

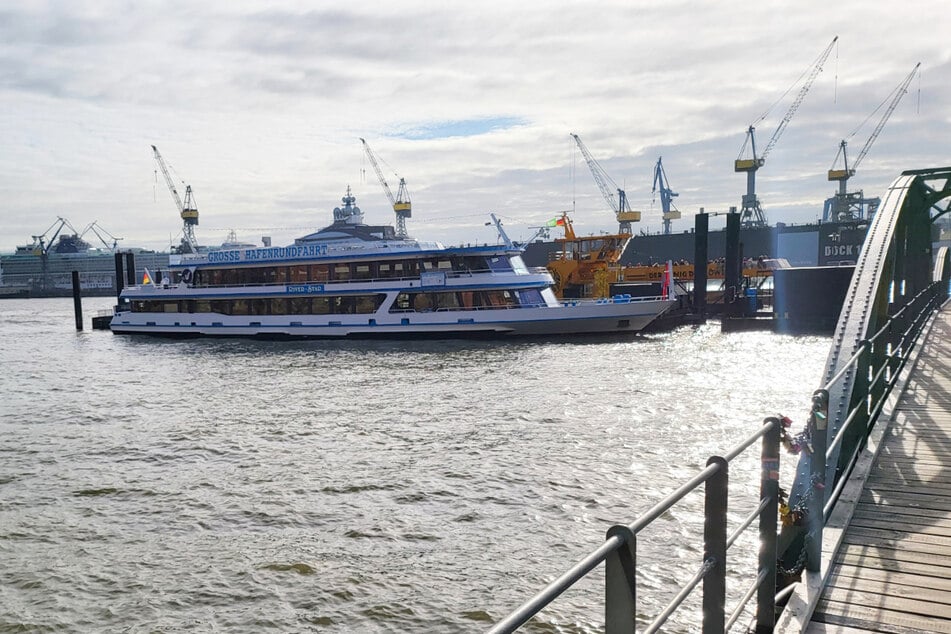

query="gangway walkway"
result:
[799,303,951,633]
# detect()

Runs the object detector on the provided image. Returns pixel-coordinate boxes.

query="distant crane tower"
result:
[571,133,641,234]
[360,138,412,238]
[735,36,839,227]
[824,62,921,222]
[151,145,199,253]
[651,157,680,235]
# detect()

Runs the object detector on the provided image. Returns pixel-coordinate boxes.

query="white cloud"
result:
[1,1,948,252]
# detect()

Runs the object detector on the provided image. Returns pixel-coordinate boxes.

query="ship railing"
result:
[486,417,786,633]
[182,268,549,289]
[558,294,667,307]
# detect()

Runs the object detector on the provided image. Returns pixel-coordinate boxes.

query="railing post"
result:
[605,525,637,634]
[806,390,829,571]
[702,457,728,634]
[756,418,781,633]
[853,343,870,449]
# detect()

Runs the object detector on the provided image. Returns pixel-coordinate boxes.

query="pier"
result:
[485,167,951,632]
[778,301,951,632]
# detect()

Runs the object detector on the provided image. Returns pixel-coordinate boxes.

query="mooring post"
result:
[125,252,136,286]
[693,209,709,321]
[756,418,782,633]
[702,456,728,634]
[114,251,124,299]
[605,525,638,634]
[71,270,83,331]
[724,210,740,313]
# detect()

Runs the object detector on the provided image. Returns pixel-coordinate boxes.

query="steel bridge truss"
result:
[780,167,951,576]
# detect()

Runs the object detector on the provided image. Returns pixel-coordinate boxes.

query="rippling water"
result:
[0,298,830,633]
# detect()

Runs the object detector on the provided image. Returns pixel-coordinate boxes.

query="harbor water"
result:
[0,298,830,633]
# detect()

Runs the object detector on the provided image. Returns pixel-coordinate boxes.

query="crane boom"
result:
[152,145,184,212]
[761,36,838,161]
[571,133,640,234]
[360,138,412,238]
[852,62,920,172]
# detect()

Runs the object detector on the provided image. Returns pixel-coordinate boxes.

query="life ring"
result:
[181,268,194,284]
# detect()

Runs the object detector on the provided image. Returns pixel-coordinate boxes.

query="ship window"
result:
[484,290,516,307]
[270,298,287,314]
[289,297,310,314]
[290,265,308,283]
[243,268,266,285]
[163,303,178,313]
[487,256,513,273]
[332,296,352,314]
[219,269,237,286]
[312,297,331,314]
[196,300,211,313]
[210,300,231,315]
[517,290,543,306]
[354,264,372,279]
[249,299,269,315]
[334,265,351,281]
[355,295,380,313]
[392,292,412,311]
[309,264,330,282]
[231,299,249,316]
[132,301,147,312]
[433,291,459,310]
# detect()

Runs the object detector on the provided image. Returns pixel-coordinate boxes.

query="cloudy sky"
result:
[1,1,947,253]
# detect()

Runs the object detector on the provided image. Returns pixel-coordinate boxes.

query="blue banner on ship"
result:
[287,284,325,293]
[207,244,329,264]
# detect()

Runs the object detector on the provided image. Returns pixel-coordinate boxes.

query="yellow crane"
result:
[360,138,412,238]
[152,145,199,253]
[824,62,920,221]
[735,36,838,227]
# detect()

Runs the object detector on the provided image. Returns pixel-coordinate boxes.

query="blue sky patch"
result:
[392,117,526,140]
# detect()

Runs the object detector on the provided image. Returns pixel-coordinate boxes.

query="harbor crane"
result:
[571,133,641,234]
[360,138,412,238]
[651,157,680,235]
[824,62,921,222]
[151,145,199,253]
[735,36,838,227]
[80,221,123,251]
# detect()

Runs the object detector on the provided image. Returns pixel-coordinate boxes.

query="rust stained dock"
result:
[796,305,951,633]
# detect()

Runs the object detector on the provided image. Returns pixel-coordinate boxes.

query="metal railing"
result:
[785,281,945,573]
[486,281,946,634]
[487,418,785,634]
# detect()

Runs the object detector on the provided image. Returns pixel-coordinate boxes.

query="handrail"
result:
[487,418,783,633]
[819,285,940,518]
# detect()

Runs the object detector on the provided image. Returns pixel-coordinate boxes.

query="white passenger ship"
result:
[110,191,675,338]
